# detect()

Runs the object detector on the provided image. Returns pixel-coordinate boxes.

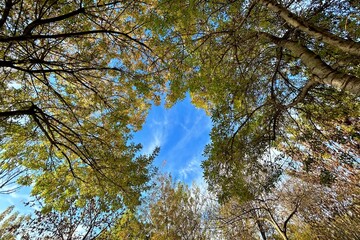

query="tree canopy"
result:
[0,0,162,211]
[148,0,360,201]
[0,0,359,239]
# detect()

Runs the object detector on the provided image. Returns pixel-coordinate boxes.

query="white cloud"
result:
[0,187,32,213]
[179,156,203,181]
[136,97,212,187]
[142,113,169,155]
[172,113,211,153]
[143,130,164,155]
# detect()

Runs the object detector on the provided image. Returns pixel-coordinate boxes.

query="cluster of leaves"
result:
[217,177,360,240]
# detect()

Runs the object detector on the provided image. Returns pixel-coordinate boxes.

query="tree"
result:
[0,0,162,211]
[0,197,123,240]
[18,198,123,240]
[143,174,211,240]
[291,179,360,240]
[1,0,359,237]
[0,206,30,239]
[0,158,24,194]
[90,1,360,237]
[105,174,214,240]
[148,0,360,203]
[99,210,148,240]
[215,177,309,240]
[214,170,360,240]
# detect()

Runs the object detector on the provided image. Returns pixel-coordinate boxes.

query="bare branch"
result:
[23,7,86,35]
[0,29,149,49]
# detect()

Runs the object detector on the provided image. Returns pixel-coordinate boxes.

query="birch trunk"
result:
[260,0,360,57]
[262,32,360,95]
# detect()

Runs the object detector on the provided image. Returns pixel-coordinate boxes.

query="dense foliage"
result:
[0,0,161,211]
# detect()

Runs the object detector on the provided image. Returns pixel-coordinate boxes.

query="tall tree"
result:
[22,197,123,240]
[143,174,210,240]
[104,174,214,240]
[143,3,360,239]
[0,197,124,240]
[99,210,148,240]
[215,177,358,240]
[149,0,360,202]
[0,206,29,239]
[0,0,162,210]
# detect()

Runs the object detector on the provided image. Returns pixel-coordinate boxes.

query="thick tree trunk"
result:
[260,0,360,57]
[282,40,360,94]
[262,33,360,95]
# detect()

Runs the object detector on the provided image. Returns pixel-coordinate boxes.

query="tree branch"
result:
[261,32,360,94]
[284,79,317,108]
[23,7,86,35]
[0,30,150,50]
[257,217,287,240]
[259,0,360,56]
[283,200,300,235]
[0,105,36,117]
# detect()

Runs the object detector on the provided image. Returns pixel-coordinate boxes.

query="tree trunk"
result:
[258,217,288,240]
[256,220,268,240]
[260,0,360,57]
[262,33,360,95]
[251,209,267,240]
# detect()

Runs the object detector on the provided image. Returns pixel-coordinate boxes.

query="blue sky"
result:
[0,96,212,212]
[134,96,212,184]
